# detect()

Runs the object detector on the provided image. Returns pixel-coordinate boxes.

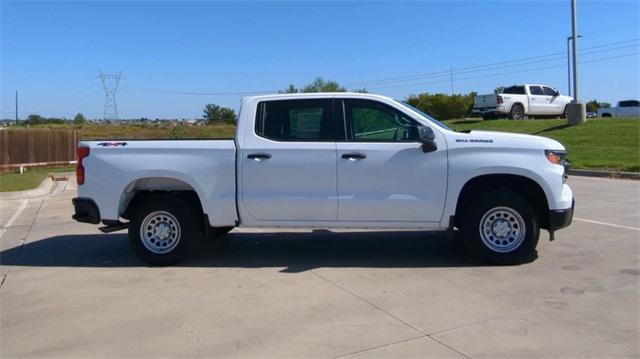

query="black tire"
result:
[128,194,202,265]
[211,226,234,238]
[562,105,569,119]
[509,104,525,120]
[460,190,539,265]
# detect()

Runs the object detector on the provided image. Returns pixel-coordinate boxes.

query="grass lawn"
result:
[0,166,75,192]
[444,118,640,172]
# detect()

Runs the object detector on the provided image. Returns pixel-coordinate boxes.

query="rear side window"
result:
[503,86,525,94]
[529,86,544,95]
[255,99,335,141]
[619,100,640,107]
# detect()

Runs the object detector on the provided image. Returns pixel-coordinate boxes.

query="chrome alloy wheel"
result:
[140,211,181,254]
[478,206,526,253]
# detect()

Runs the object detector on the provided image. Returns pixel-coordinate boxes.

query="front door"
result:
[240,98,338,221]
[542,86,563,115]
[528,85,552,114]
[336,99,448,224]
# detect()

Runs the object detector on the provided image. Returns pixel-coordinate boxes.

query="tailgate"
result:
[474,94,498,108]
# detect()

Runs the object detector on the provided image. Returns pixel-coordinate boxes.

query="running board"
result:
[99,220,129,233]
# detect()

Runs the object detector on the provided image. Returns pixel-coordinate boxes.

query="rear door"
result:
[335,99,447,224]
[240,98,339,221]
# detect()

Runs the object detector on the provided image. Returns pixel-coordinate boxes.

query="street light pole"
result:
[571,0,580,103]
[567,37,571,97]
[567,0,586,124]
[566,35,582,98]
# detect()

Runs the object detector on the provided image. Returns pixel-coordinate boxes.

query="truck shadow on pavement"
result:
[0,230,536,271]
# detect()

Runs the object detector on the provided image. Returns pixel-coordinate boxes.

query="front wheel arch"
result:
[454,174,550,230]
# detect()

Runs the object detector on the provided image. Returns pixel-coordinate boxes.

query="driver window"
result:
[529,86,544,95]
[542,87,557,96]
[344,99,418,142]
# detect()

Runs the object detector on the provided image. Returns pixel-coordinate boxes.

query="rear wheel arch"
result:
[509,103,526,119]
[454,174,550,230]
[119,177,208,232]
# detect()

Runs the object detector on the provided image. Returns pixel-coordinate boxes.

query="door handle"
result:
[341,153,367,160]
[247,153,271,160]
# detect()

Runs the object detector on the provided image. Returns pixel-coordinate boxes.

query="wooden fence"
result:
[0,129,79,167]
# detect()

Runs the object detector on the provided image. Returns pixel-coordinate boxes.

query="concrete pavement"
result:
[0,176,638,358]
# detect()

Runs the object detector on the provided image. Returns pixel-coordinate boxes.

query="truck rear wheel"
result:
[509,104,525,120]
[129,194,201,265]
[461,190,539,264]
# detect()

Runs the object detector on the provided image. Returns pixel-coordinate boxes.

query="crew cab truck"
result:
[73,93,574,265]
[598,100,640,118]
[473,84,573,120]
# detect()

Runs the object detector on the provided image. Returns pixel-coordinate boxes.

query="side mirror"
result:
[408,126,438,153]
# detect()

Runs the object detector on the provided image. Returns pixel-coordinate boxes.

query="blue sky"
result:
[1,0,639,119]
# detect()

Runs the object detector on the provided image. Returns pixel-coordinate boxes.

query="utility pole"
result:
[567,0,586,124]
[97,71,124,120]
[450,66,457,130]
[566,35,582,98]
[567,38,571,97]
[571,1,580,104]
[449,66,454,96]
[15,90,18,122]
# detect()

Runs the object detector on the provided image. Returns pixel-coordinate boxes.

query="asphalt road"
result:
[1,176,638,358]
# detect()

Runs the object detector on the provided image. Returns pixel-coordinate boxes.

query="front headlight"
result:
[546,149,569,182]
[545,149,567,165]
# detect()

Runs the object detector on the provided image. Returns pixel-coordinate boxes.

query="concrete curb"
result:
[568,169,640,180]
[0,177,57,200]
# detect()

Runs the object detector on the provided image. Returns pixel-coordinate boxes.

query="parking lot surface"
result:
[1,176,638,358]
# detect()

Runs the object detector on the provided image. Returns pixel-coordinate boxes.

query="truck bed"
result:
[77,139,238,226]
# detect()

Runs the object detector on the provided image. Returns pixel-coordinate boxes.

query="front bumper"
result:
[548,199,575,231]
[72,198,101,224]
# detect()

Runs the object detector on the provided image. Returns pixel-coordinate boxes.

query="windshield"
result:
[394,100,452,131]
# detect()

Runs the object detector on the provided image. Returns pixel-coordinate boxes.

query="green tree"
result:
[406,92,475,121]
[25,114,46,125]
[73,113,87,125]
[586,99,612,113]
[279,84,299,94]
[280,78,347,93]
[203,103,237,124]
[169,122,187,139]
[302,78,346,92]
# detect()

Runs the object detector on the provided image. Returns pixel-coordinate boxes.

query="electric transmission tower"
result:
[97,71,124,120]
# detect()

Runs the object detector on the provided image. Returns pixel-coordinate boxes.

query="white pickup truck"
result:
[73,93,574,265]
[598,100,640,118]
[473,84,573,120]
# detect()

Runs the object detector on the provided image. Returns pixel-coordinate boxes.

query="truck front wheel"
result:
[129,194,201,265]
[461,190,539,264]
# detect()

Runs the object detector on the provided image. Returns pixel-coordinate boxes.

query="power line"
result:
[343,40,639,87]
[117,38,639,97]
[366,52,640,91]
